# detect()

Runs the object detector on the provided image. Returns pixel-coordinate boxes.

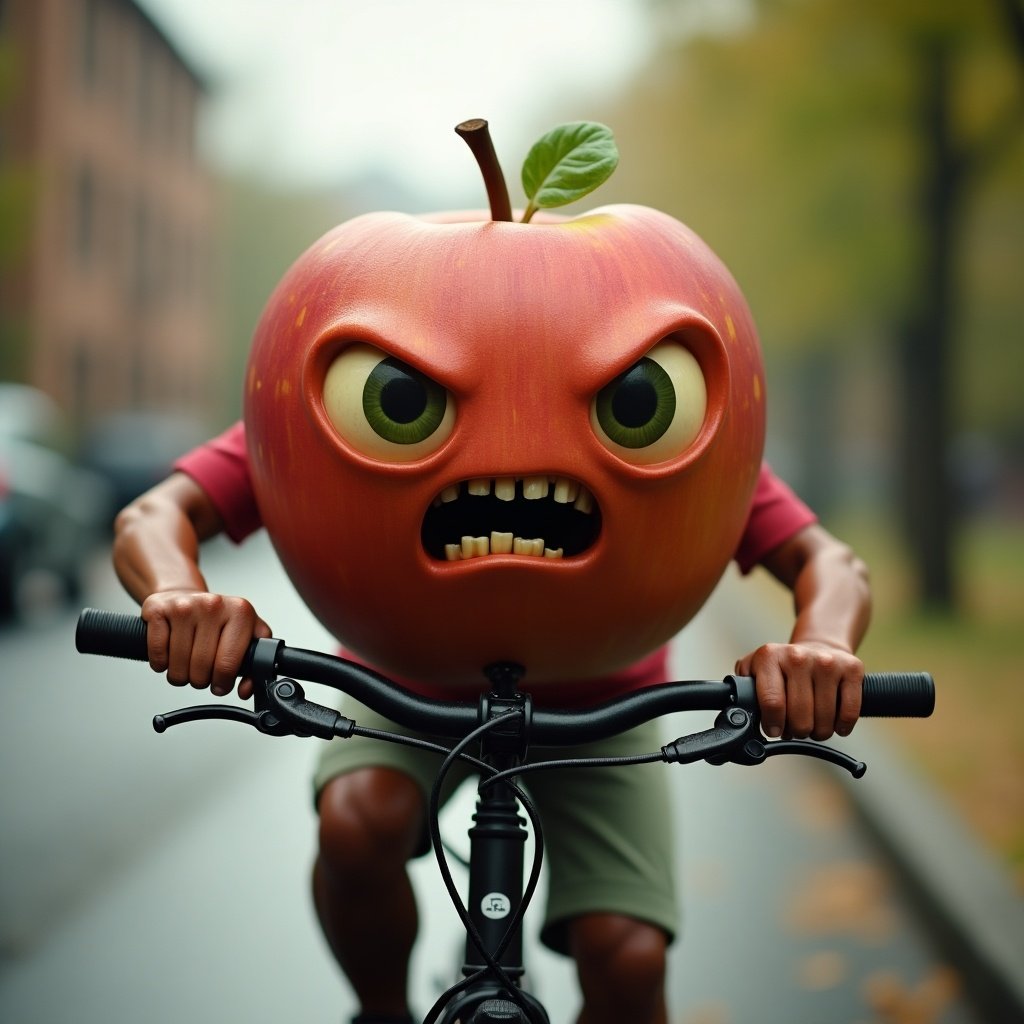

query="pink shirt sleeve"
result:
[733,464,817,575]
[173,421,262,543]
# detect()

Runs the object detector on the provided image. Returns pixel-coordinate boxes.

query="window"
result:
[80,0,101,91]
[73,162,95,269]
[71,338,95,427]
[132,194,150,301]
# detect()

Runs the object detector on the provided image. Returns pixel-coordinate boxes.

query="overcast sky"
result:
[137,0,658,204]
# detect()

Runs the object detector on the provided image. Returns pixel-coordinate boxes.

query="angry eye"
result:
[591,339,707,465]
[323,343,455,461]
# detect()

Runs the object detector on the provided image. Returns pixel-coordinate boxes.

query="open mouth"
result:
[422,475,602,562]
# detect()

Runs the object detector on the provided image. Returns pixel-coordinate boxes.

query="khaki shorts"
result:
[313,697,679,955]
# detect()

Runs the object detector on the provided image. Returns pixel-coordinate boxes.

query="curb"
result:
[834,724,1024,1024]
[704,568,1024,1023]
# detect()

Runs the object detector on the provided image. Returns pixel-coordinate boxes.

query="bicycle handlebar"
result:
[75,606,935,1022]
[75,608,935,747]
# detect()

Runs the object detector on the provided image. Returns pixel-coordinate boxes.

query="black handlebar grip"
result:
[76,608,149,662]
[861,672,935,717]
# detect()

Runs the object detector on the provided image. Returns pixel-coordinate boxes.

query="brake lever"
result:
[151,636,301,737]
[748,738,867,778]
[661,704,868,778]
[152,703,296,736]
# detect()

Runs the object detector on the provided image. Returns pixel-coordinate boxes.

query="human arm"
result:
[112,472,271,698]
[735,523,871,741]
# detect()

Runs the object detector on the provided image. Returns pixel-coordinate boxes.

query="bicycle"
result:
[76,607,934,1024]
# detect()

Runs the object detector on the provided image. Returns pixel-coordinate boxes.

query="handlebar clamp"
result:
[478,661,532,760]
[247,637,283,684]
[477,692,532,759]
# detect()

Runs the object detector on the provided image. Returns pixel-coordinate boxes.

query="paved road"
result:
[0,535,980,1023]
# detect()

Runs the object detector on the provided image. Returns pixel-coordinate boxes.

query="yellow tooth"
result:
[461,536,476,558]
[544,547,564,559]
[491,531,513,554]
[473,536,489,557]
[495,478,516,501]
[444,544,462,561]
[523,476,549,500]
[442,485,460,503]
[514,538,541,556]
[553,477,579,504]
[468,478,491,496]
[573,487,594,514]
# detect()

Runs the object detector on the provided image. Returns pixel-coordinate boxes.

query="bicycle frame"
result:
[440,749,547,1022]
[427,662,549,1024]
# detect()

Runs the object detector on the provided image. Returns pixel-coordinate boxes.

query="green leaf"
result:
[520,122,619,222]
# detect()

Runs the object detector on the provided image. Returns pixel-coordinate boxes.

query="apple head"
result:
[244,204,765,691]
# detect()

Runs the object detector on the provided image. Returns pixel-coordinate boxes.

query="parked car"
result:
[0,385,110,621]
[79,410,208,518]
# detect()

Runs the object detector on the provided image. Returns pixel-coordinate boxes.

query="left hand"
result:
[735,641,864,741]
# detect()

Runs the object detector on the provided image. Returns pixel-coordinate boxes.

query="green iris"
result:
[362,357,448,445]
[595,357,676,449]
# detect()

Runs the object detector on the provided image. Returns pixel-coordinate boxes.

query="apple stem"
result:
[455,119,513,222]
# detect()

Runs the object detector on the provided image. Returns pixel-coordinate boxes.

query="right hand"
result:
[141,590,271,699]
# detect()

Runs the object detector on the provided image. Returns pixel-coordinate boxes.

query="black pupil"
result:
[611,367,658,428]
[380,364,428,424]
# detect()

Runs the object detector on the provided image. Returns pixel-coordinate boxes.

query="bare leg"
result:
[570,913,669,1024]
[313,768,425,1019]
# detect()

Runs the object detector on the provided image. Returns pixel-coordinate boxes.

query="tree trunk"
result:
[898,34,964,611]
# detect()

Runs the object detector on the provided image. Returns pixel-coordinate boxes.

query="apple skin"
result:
[244,205,765,691]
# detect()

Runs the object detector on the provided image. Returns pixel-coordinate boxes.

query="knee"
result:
[570,914,667,996]
[317,768,423,874]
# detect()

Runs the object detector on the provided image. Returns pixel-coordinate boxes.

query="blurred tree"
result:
[215,176,349,418]
[215,169,430,420]
[602,0,1024,611]
[896,0,1024,612]
[0,26,36,383]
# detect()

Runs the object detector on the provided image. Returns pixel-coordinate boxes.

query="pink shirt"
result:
[175,422,815,699]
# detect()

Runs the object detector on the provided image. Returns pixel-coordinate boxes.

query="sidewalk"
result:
[709,566,1024,1024]
[836,727,1024,1024]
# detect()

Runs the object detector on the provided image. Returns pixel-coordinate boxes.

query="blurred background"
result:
[0,0,1021,1012]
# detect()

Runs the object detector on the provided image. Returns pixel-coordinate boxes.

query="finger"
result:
[735,653,754,676]
[753,650,786,738]
[835,669,864,737]
[811,667,842,741]
[783,651,815,739]
[144,611,172,676]
[188,617,222,690]
[238,617,273,701]
[165,617,198,686]
[214,607,273,696]
[210,620,254,696]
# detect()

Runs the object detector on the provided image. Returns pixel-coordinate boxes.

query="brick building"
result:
[0,0,221,431]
